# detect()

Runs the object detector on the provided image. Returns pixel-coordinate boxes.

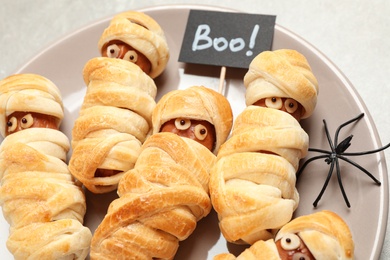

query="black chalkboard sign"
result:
[179,10,276,69]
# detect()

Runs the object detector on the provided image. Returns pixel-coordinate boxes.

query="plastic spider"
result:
[297,113,390,208]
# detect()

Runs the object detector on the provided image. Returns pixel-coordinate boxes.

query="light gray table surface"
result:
[1,1,389,259]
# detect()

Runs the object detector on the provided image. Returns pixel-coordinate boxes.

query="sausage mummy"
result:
[0,74,92,259]
[90,86,233,259]
[214,210,354,260]
[98,10,170,79]
[275,210,354,259]
[69,10,170,193]
[69,57,157,193]
[210,49,319,245]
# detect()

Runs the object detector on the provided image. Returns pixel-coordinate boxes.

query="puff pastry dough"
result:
[243,49,319,119]
[90,132,215,259]
[0,74,91,259]
[214,211,354,260]
[91,86,233,259]
[98,10,170,79]
[210,106,307,244]
[210,49,318,245]
[214,239,280,260]
[275,210,354,259]
[0,73,63,137]
[69,57,157,193]
[152,86,233,154]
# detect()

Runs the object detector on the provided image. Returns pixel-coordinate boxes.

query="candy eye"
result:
[280,233,301,250]
[21,113,34,129]
[106,44,120,58]
[123,50,138,63]
[285,98,298,114]
[174,118,191,130]
[292,253,310,260]
[265,97,283,109]
[7,116,17,133]
[194,124,208,141]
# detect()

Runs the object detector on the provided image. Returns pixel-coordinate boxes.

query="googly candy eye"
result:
[285,98,298,114]
[106,44,120,58]
[7,116,17,133]
[123,50,138,63]
[292,253,311,260]
[194,124,208,140]
[174,118,191,130]
[280,233,301,250]
[21,113,34,129]
[265,97,283,109]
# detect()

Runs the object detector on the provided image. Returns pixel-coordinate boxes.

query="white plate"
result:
[0,4,388,259]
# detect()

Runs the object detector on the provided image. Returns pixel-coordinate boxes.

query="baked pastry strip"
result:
[0,74,92,259]
[90,86,233,259]
[214,210,354,259]
[69,57,157,193]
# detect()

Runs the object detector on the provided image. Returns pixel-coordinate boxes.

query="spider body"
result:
[297,113,389,208]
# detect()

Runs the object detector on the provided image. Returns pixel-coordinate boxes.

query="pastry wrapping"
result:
[214,210,354,260]
[0,73,63,137]
[69,57,157,193]
[70,10,170,193]
[210,49,318,245]
[217,106,308,170]
[275,210,354,259]
[90,86,233,259]
[0,74,91,259]
[243,49,319,119]
[98,10,170,79]
[90,132,215,259]
[214,239,280,260]
[210,107,306,244]
[152,86,233,154]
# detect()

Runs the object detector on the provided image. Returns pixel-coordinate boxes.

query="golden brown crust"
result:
[210,152,298,244]
[152,86,233,154]
[0,74,92,258]
[6,219,92,259]
[90,132,215,259]
[210,106,307,244]
[211,49,320,255]
[218,106,308,170]
[98,11,169,79]
[214,239,281,260]
[82,57,157,99]
[0,130,92,258]
[0,73,64,137]
[275,210,354,259]
[69,57,157,193]
[214,211,353,260]
[243,49,319,119]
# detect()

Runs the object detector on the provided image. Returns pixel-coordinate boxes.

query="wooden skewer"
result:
[218,66,226,94]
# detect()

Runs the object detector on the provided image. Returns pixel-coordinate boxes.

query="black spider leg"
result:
[339,142,390,185]
[335,112,387,185]
[333,113,365,146]
[297,113,390,208]
[335,152,351,207]
[312,155,336,207]
[296,117,347,179]
[317,118,349,207]
[337,155,382,185]
[296,118,340,207]
[297,114,362,207]
[328,113,368,207]
[343,142,390,157]
[296,153,329,179]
